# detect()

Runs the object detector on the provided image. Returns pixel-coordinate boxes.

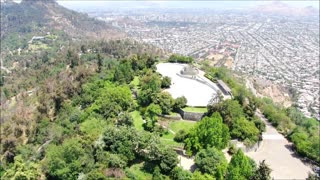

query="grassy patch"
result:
[169,120,196,133]
[28,42,49,51]
[126,162,152,179]
[169,112,179,116]
[131,110,144,131]
[161,131,175,139]
[160,138,184,148]
[159,120,195,148]
[183,106,207,113]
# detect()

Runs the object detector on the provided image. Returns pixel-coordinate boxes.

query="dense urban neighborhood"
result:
[93,9,319,119]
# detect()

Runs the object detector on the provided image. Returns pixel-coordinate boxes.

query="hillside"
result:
[0,0,124,49]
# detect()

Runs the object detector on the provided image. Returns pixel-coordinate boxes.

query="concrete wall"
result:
[177,108,205,121]
[159,114,182,120]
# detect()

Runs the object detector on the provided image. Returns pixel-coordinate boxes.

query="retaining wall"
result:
[177,108,205,121]
[159,114,182,120]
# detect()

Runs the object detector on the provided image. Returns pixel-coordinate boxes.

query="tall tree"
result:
[44,138,94,179]
[251,160,272,180]
[67,49,79,69]
[226,149,256,180]
[153,92,175,114]
[195,147,228,179]
[185,112,230,155]
[97,53,103,73]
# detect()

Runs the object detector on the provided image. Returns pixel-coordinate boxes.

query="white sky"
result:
[10,1,319,11]
[55,1,320,10]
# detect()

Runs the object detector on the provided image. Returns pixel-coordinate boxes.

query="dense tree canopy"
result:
[44,138,94,179]
[195,147,228,179]
[226,149,256,180]
[161,76,172,88]
[152,92,175,114]
[185,112,230,155]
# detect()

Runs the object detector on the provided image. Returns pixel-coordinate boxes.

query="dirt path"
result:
[246,110,313,179]
[178,154,196,172]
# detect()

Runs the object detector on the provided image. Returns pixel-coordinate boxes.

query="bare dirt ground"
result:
[246,111,313,179]
[178,154,196,172]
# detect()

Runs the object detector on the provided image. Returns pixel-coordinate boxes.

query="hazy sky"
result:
[56,1,320,11]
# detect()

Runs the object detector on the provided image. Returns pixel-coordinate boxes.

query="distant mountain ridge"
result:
[0,0,124,45]
[253,1,319,16]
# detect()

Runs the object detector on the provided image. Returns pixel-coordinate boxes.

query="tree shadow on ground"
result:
[284,144,317,167]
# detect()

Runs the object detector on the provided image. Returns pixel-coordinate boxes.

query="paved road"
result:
[246,111,313,179]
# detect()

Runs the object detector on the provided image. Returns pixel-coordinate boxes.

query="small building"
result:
[180,65,198,76]
[217,80,232,96]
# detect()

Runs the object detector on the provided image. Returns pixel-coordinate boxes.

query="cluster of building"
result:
[94,9,319,119]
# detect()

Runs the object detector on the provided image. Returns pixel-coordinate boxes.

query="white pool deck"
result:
[156,63,221,107]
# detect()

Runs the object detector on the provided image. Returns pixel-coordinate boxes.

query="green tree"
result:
[140,71,162,93]
[185,112,230,155]
[138,71,162,106]
[152,166,165,180]
[231,117,260,145]
[195,147,228,179]
[170,167,192,180]
[2,155,40,179]
[41,51,49,63]
[87,170,107,180]
[145,103,162,123]
[97,53,103,73]
[44,138,94,179]
[173,96,187,111]
[80,45,87,54]
[207,99,244,126]
[113,60,134,84]
[99,126,141,163]
[191,171,215,180]
[89,83,133,119]
[226,149,256,180]
[174,129,188,142]
[306,172,319,180]
[153,92,175,114]
[117,111,134,126]
[67,49,79,69]
[157,147,179,174]
[251,160,272,180]
[144,103,162,132]
[161,76,171,88]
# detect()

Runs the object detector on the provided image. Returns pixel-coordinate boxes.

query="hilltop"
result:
[0,0,124,49]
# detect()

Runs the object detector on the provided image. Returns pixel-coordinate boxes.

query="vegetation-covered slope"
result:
[0,0,124,50]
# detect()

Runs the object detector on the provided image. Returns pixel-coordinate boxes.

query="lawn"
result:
[183,106,207,113]
[159,120,195,148]
[169,120,196,133]
[131,110,144,131]
[160,138,184,148]
[126,162,152,179]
